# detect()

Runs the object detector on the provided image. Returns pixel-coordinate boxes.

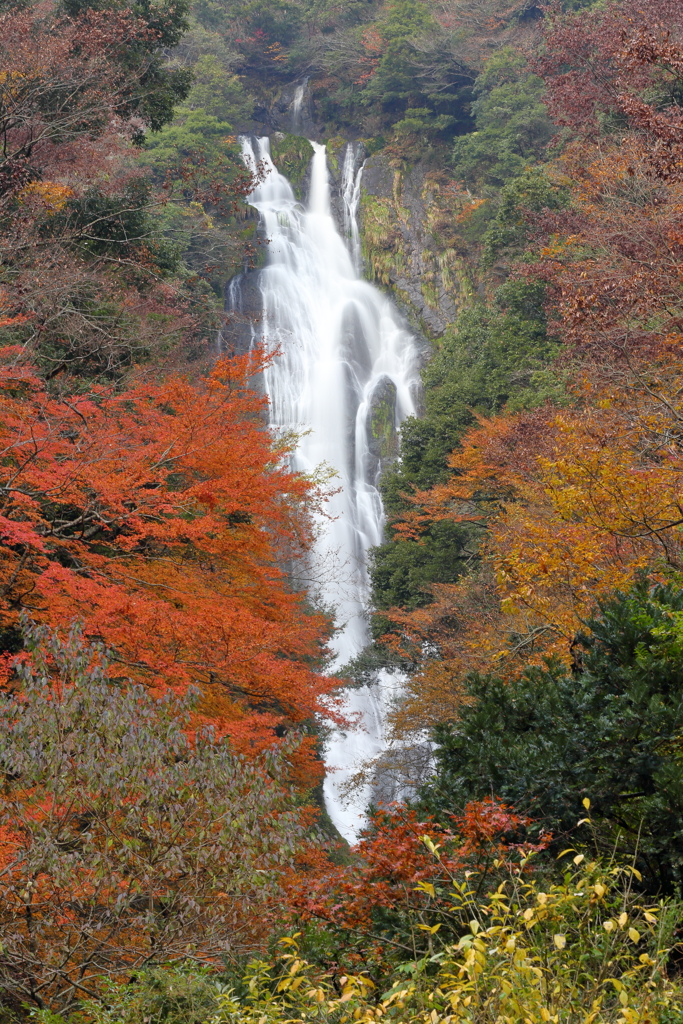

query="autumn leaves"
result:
[0,1,337,775]
[0,353,335,765]
[379,0,683,735]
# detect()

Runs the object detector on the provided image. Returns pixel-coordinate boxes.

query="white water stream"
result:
[230,137,419,841]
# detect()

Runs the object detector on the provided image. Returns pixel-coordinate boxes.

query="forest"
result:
[1,0,683,1021]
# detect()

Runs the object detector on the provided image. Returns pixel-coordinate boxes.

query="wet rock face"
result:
[360,153,465,340]
[366,375,399,482]
[252,81,318,139]
[222,270,262,357]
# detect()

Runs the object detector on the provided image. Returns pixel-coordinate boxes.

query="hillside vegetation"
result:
[1,1,683,1021]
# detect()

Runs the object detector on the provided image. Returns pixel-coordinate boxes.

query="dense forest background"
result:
[1,0,683,1020]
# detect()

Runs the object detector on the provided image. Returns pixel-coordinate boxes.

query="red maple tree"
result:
[0,347,337,775]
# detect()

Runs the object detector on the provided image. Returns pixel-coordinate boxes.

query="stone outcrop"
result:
[222,270,262,357]
[251,80,319,139]
[366,374,399,482]
[360,153,476,340]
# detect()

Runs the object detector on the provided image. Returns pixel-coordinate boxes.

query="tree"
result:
[0,2,256,377]
[192,0,305,77]
[370,277,561,618]
[290,799,542,966]
[536,0,683,144]
[0,349,334,771]
[360,0,468,128]
[0,621,310,1010]
[184,54,253,122]
[421,584,683,894]
[375,0,683,742]
[60,0,193,131]
[451,48,554,189]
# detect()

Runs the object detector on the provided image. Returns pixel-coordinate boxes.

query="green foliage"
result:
[420,278,561,448]
[192,0,305,74]
[57,966,221,1024]
[361,0,437,111]
[186,54,254,122]
[139,108,251,291]
[388,106,456,161]
[370,520,471,612]
[393,108,454,138]
[481,166,570,267]
[421,583,683,894]
[451,48,554,189]
[356,1,473,143]
[370,278,561,612]
[47,861,683,1024]
[57,181,181,269]
[141,107,239,174]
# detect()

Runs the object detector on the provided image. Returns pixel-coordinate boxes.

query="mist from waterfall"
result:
[231,137,419,841]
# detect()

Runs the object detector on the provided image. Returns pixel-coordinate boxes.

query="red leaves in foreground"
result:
[0,348,335,773]
[291,800,549,945]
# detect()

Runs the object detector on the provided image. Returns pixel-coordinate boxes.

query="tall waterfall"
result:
[230,137,419,841]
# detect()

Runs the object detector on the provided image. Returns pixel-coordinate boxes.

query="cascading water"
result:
[341,144,363,270]
[230,136,419,841]
[290,80,308,132]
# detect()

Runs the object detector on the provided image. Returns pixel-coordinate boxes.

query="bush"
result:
[0,622,308,1011]
[371,278,561,614]
[54,856,683,1024]
[421,584,683,893]
[451,48,554,190]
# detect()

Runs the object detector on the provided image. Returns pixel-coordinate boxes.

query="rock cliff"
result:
[359,153,476,341]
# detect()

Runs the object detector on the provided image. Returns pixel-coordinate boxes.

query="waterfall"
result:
[231,137,419,841]
[341,144,363,271]
[290,80,308,132]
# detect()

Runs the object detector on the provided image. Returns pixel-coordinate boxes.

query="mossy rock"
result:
[269,133,314,198]
[367,375,398,462]
[325,135,347,174]
[360,190,407,286]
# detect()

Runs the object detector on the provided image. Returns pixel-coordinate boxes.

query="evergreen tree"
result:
[421,583,683,893]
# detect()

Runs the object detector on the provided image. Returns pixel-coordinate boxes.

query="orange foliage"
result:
[382,10,683,737]
[355,26,383,86]
[387,369,683,732]
[289,799,548,958]
[0,349,335,767]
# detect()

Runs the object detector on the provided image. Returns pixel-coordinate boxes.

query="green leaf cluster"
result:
[141,107,240,174]
[451,48,555,189]
[186,54,254,122]
[360,0,437,111]
[370,277,562,613]
[481,165,570,267]
[421,583,683,894]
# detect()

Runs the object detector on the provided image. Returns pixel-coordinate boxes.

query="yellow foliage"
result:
[211,862,681,1024]
[17,181,74,213]
[385,352,683,740]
